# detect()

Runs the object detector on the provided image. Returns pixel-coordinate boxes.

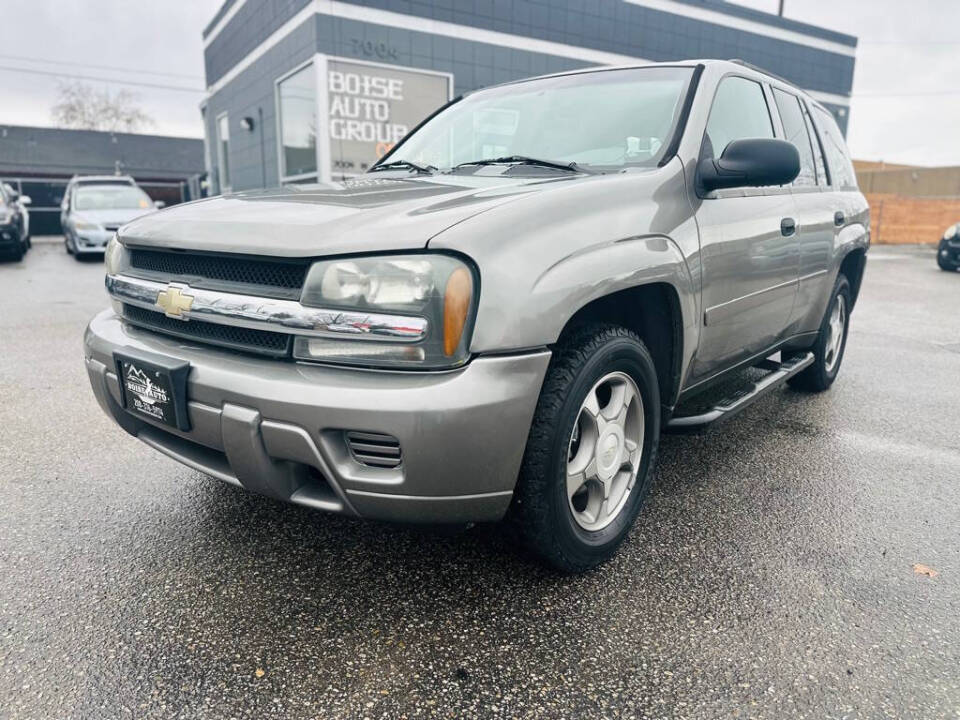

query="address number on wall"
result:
[350,38,399,61]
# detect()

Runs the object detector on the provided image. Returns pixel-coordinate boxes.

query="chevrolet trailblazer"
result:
[84,60,869,572]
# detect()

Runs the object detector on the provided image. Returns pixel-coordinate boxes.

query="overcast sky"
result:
[3,0,958,166]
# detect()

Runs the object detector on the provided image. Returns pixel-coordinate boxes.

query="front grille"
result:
[345,431,402,468]
[128,248,309,298]
[122,304,291,358]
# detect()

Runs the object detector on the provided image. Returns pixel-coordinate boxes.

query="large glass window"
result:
[772,88,817,187]
[704,76,773,159]
[217,114,231,192]
[386,67,694,172]
[278,63,318,180]
[814,107,858,189]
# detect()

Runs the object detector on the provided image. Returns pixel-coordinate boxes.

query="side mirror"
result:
[698,138,800,194]
[20,195,31,205]
[154,200,166,209]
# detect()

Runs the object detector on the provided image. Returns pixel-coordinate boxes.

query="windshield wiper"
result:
[451,155,590,174]
[369,159,437,175]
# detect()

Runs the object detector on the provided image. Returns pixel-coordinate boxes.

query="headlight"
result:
[295,254,477,369]
[74,219,102,232]
[944,224,958,241]
[104,234,124,274]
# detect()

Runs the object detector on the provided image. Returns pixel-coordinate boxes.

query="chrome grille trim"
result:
[345,431,402,468]
[105,273,429,342]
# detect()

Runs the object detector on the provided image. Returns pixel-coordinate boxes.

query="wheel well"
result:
[840,248,867,308]
[558,283,683,407]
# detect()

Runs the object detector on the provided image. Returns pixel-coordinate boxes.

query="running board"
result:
[665,352,814,433]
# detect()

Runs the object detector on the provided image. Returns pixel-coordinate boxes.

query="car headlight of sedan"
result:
[944,224,958,241]
[295,254,477,369]
[74,218,103,232]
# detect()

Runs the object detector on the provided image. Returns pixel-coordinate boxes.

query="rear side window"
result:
[772,89,817,187]
[802,105,828,186]
[813,107,857,189]
[704,76,774,159]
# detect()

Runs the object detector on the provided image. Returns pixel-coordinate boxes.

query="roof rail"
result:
[727,59,793,87]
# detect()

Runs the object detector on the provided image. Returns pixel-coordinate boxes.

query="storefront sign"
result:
[326,59,451,178]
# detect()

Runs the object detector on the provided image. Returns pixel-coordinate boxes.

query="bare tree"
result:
[51,81,154,133]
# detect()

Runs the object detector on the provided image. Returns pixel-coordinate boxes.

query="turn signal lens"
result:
[443,267,472,357]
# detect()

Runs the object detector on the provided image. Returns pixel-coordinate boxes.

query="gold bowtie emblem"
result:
[156,284,194,319]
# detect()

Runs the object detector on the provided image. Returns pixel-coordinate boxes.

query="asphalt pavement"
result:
[1,238,958,719]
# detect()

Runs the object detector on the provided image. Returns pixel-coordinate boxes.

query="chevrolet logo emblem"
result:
[156,283,194,319]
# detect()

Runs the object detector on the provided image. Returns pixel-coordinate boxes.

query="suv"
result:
[61,175,160,258]
[83,61,868,572]
[939,223,959,271]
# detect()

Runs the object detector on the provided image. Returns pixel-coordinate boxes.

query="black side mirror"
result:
[698,138,800,194]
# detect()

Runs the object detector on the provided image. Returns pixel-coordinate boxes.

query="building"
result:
[201,0,857,193]
[0,125,205,234]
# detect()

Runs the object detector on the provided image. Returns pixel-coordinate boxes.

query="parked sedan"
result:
[63,181,161,259]
[0,183,29,261]
[939,223,959,271]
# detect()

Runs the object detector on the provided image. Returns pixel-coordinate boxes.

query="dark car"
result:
[939,223,959,271]
[0,183,29,262]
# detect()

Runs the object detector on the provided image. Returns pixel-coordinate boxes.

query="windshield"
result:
[380,66,694,173]
[75,185,153,211]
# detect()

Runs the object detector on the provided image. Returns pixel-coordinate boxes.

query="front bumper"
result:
[940,240,960,266]
[0,223,20,249]
[84,309,550,523]
[74,231,111,254]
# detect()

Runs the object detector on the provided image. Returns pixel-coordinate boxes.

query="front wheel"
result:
[513,324,661,573]
[788,274,851,392]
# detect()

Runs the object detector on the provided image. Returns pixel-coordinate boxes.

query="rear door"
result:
[691,75,800,381]
[771,88,835,335]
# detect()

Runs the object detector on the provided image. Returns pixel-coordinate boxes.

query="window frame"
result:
[274,58,322,185]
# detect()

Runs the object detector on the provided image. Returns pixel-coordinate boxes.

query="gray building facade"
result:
[201,0,857,193]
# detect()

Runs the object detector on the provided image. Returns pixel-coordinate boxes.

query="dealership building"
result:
[201,0,857,193]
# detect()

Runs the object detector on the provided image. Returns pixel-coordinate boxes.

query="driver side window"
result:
[704,76,774,160]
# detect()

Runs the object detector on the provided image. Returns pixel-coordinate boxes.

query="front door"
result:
[691,75,800,381]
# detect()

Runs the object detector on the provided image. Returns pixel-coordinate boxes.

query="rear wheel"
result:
[788,274,851,392]
[513,324,660,573]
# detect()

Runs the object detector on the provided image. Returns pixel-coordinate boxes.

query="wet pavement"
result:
[1,239,958,719]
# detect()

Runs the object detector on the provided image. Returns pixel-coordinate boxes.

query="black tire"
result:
[65,235,74,255]
[938,256,957,272]
[7,244,24,262]
[512,324,661,573]
[788,274,851,393]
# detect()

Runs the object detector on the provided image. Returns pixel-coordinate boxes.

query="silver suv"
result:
[84,60,868,571]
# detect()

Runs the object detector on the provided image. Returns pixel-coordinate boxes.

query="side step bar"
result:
[665,352,814,433]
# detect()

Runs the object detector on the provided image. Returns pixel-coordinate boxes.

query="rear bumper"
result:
[83,309,550,523]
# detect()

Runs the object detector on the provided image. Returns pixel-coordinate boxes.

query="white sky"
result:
[2,0,958,166]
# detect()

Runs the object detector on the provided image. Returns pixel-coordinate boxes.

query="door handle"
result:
[834,211,845,227]
[780,217,796,236]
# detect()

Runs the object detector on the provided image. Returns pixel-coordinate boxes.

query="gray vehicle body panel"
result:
[85,59,869,522]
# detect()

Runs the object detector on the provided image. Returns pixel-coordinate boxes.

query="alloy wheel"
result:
[566,371,644,531]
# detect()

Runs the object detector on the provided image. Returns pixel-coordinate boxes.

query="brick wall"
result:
[865,193,960,245]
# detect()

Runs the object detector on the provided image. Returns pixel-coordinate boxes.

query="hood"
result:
[118,173,589,257]
[78,208,155,228]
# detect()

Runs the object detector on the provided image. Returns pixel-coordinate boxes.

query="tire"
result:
[7,244,24,262]
[512,324,661,573]
[938,255,957,272]
[65,235,74,255]
[788,274,851,393]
